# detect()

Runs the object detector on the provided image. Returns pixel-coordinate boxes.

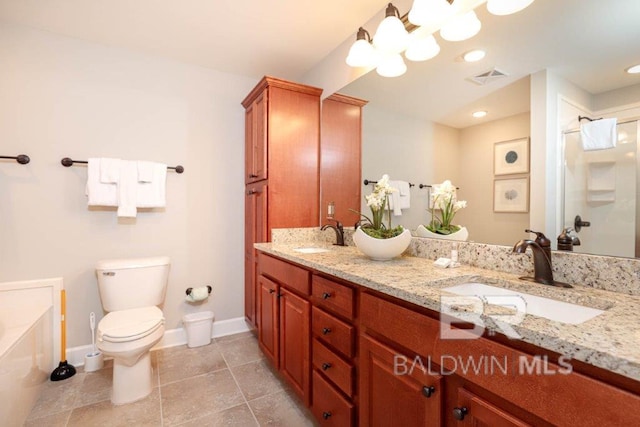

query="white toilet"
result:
[95,256,170,405]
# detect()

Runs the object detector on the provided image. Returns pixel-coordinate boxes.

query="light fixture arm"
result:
[356,27,372,43]
[385,3,401,19]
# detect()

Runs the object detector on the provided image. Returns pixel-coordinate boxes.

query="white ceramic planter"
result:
[416,224,469,241]
[353,228,412,261]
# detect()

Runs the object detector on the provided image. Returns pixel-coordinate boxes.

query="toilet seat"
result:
[98,306,165,343]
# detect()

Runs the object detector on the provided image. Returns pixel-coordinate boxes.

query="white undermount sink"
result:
[293,247,331,254]
[442,283,605,325]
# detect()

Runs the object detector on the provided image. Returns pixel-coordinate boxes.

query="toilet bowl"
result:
[95,256,170,405]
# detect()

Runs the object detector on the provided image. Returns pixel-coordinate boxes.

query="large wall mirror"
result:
[335,0,640,258]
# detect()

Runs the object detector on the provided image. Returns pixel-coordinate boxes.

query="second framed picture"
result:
[494,177,529,213]
[494,137,529,175]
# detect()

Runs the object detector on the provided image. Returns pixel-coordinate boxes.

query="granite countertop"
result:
[255,242,640,382]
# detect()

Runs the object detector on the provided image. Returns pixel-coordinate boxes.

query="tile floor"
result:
[26,332,318,426]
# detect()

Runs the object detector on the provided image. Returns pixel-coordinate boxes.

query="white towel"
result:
[100,158,121,183]
[580,118,617,151]
[117,161,138,218]
[137,161,155,183]
[388,180,411,216]
[137,163,167,208]
[86,158,117,206]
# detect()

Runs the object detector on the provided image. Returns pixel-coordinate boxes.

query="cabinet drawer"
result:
[313,339,354,397]
[259,253,310,295]
[312,370,354,427]
[312,275,355,320]
[312,307,355,358]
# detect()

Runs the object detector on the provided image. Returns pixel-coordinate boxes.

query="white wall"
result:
[0,24,256,347]
[456,113,530,245]
[360,105,459,231]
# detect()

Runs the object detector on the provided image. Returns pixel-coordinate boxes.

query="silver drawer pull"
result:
[102,271,116,276]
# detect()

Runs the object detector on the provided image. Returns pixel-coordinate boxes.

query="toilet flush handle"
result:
[102,271,115,276]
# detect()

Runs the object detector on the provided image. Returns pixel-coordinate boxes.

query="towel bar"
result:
[61,157,184,173]
[0,154,30,164]
[363,179,415,187]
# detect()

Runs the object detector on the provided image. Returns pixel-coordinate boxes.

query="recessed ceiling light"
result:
[472,110,488,118]
[463,49,486,62]
[626,64,640,74]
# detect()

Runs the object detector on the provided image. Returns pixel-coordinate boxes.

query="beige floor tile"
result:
[66,388,162,427]
[231,359,283,402]
[74,366,113,407]
[27,372,86,420]
[24,410,71,427]
[161,368,245,426]
[175,403,258,426]
[249,390,316,427]
[217,335,264,367]
[157,343,227,385]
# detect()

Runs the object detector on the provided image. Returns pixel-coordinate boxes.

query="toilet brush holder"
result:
[84,351,104,373]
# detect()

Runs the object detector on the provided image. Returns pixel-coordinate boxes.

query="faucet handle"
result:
[525,229,550,247]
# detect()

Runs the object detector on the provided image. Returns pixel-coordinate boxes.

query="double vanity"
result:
[253,231,640,426]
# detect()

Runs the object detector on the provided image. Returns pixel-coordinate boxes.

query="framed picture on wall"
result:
[494,177,529,213]
[494,137,529,175]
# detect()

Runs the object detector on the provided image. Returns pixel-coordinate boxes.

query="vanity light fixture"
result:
[405,26,441,62]
[373,3,409,54]
[346,27,378,67]
[377,52,408,77]
[487,0,536,16]
[440,8,482,42]
[472,110,488,118]
[462,49,486,62]
[408,0,453,28]
[626,64,640,74]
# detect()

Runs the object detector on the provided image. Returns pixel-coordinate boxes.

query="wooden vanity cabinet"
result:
[320,94,368,225]
[257,253,311,405]
[242,76,322,328]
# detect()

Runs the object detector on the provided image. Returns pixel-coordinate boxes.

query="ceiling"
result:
[339,0,640,128]
[1,0,638,129]
[0,0,389,80]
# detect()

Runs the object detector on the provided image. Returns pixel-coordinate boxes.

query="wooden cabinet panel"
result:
[245,91,267,184]
[320,94,367,226]
[455,388,530,427]
[259,253,310,295]
[279,288,311,405]
[313,338,354,397]
[312,307,355,358]
[360,335,442,427]
[244,181,267,327]
[257,275,279,367]
[312,370,355,427]
[312,275,355,320]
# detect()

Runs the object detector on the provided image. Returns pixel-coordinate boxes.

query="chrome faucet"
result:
[321,219,346,246]
[513,230,572,288]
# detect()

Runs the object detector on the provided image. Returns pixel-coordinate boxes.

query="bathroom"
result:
[1,0,639,426]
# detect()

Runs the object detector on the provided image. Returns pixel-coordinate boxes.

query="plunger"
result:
[50,289,76,381]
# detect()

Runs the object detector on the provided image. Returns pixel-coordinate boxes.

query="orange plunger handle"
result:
[61,289,67,361]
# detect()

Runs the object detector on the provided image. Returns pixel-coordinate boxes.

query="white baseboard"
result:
[66,316,250,367]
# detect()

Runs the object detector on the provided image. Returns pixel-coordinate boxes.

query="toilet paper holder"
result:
[185,285,212,296]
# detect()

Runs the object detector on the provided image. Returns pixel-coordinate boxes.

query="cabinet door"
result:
[258,275,279,367]
[245,91,267,184]
[279,288,311,405]
[453,388,530,427]
[244,182,268,327]
[360,335,442,427]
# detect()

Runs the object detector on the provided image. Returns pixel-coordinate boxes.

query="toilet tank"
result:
[96,256,170,312]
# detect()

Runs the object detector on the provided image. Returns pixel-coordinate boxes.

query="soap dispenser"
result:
[557,228,573,251]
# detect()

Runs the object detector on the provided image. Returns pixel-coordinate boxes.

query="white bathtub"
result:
[0,278,62,427]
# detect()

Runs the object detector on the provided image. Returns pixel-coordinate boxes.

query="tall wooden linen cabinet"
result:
[242,77,323,329]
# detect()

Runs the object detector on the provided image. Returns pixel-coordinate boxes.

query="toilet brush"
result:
[51,289,76,381]
[84,312,103,372]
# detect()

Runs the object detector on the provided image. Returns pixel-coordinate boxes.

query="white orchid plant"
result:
[426,180,467,235]
[352,174,405,239]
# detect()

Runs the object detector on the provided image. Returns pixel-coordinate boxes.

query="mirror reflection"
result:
[337,0,640,257]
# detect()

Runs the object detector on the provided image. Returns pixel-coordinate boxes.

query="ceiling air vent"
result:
[467,68,508,86]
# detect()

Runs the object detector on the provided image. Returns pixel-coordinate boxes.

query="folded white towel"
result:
[388,180,411,216]
[580,118,617,151]
[137,161,155,183]
[137,163,167,208]
[100,158,121,183]
[86,158,117,206]
[117,161,138,218]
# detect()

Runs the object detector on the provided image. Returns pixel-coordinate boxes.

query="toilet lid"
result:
[98,306,165,343]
